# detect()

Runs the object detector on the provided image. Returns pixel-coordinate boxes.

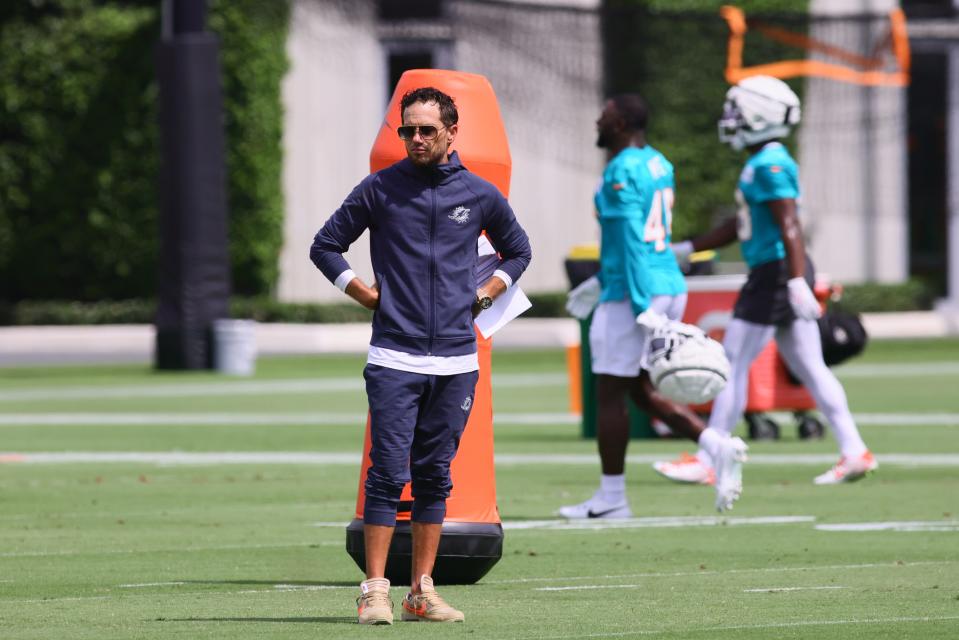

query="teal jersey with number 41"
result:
[736,142,800,269]
[594,145,686,316]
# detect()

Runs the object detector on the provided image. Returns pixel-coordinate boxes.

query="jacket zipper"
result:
[427,174,437,356]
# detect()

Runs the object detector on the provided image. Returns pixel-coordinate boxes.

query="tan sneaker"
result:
[401,575,464,622]
[357,577,393,625]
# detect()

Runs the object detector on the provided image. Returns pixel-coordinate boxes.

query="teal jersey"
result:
[736,142,800,269]
[594,145,686,315]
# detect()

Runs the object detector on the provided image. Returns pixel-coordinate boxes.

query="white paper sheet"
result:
[473,235,532,338]
[474,284,532,339]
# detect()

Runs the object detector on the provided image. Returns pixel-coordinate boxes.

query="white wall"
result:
[800,0,908,283]
[277,0,603,302]
[278,0,382,302]
[451,0,604,294]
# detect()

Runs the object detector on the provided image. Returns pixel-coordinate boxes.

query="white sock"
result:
[697,427,723,468]
[600,474,626,502]
[776,320,869,459]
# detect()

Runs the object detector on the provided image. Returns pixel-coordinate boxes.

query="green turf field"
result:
[1,339,958,639]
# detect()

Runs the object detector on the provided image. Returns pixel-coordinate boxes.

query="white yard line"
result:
[4,451,959,467]
[0,360,955,403]
[0,373,566,403]
[499,560,950,587]
[4,561,953,606]
[743,585,847,592]
[499,515,813,530]
[0,542,311,559]
[816,520,959,532]
[309,515,813,531]
[117,581,351,591]
[834,361,959,378]
[523,615,959,639]
[0,412,580,426]
[0,411,955,427]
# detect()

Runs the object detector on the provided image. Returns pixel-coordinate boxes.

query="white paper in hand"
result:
[474,235,532,338]
[475,285,532,338]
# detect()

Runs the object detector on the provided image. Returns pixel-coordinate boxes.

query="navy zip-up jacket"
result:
[310,151,532,357]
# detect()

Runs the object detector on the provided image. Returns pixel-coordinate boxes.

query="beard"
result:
[596,130,611,149]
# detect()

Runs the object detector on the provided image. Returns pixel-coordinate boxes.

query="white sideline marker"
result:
[523,615,959,639]
[311,515,814,531]
[4,451,959,467]
[816,520,959,532]
[743,585,847,593]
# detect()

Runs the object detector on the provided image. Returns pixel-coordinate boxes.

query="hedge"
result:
[0,0,288,302]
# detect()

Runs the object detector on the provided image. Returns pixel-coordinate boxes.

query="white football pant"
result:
[699,317,868,466]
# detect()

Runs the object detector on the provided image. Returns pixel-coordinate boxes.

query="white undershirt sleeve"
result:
[492,270,512,290]
[334,269,357,292]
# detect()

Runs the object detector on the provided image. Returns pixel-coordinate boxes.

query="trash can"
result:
[212,319,257,376]
[564,246,654,439]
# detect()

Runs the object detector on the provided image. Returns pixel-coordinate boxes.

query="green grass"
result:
[1,339,958,638]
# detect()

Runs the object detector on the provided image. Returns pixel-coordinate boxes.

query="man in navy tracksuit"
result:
[310,87,531,624]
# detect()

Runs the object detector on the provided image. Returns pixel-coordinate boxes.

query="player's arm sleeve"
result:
[753,164,799,203]
[309,177,374,285]
[482,190,532,285]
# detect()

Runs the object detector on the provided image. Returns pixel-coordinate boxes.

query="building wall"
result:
[800,0,909,283]
[278,0,383,302]
[450,0,604,294]
[278,0,603,302]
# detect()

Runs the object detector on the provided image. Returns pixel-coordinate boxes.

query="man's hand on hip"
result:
[345,278,379,311]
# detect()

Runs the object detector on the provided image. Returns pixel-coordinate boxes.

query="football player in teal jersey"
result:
[655,76,876,486]
[561,94,748,518]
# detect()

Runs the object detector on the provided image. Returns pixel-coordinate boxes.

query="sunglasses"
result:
[397,124,445,141]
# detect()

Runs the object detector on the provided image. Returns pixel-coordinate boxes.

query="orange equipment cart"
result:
[683,274,830,440]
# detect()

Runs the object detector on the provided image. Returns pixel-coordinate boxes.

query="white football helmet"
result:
[718,75,801,151]
[646,322,730,405]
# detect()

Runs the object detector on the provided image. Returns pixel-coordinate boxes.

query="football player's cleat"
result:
[646,321,730,405]
[813,451,878,485]
[557,491,633,520]
[652,452,715,485]
[718,75,801,151]
[714,437,749,512]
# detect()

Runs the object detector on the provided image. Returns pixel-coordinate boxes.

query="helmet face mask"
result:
[718,76,801,151]
[718,98,748,151]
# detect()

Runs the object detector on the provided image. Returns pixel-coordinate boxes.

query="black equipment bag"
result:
[818,308,868,366]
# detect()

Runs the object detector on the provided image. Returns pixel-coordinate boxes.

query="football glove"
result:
[671,240,694,264]
[565,276,601,320]
[636,308,669,330]
[787,277,822,320]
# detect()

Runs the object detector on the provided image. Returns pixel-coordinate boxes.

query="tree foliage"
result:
[0,0,288,301]
[603,0,809,239]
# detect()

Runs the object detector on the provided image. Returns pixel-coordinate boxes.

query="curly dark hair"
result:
[400,87,459,127]
[610,93,648,132]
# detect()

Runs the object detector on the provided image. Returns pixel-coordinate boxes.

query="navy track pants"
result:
[362,364,479,526]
